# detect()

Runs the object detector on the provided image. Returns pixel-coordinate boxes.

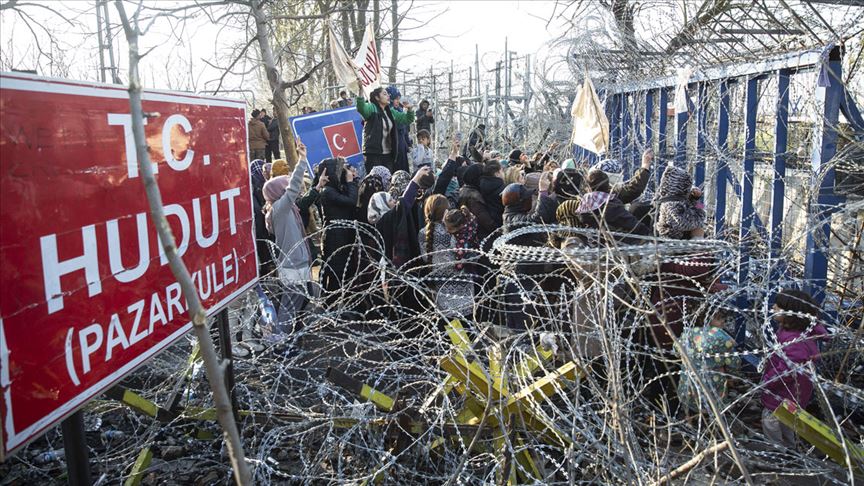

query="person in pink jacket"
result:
[761,289,828,447]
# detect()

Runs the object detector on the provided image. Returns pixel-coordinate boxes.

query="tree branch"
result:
[112,2,252,484]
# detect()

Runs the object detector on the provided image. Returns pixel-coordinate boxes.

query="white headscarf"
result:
[367,191,394,225]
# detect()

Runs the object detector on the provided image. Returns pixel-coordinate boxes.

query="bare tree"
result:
[388,0,398,83]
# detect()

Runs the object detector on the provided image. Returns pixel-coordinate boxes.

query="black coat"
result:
[576,193,651,237]
[376,199,421,269]
[267,118,280,147]
[321,181,359,251]
[458,186,497,241]
[502,195,557,246]
[478,175,506,225]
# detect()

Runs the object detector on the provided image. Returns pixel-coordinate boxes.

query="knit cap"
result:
[271,159,289,178]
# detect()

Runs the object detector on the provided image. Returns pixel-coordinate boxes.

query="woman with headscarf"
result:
[262,144,316,328]
[457,163,497,241]
[375,167,433,269]
[367,192,396,225]
[318,157,359,295]
[643,165,724,411]
[356,172,387,224]
[356,87,415,173]
[418,198,478,318]
[251,159,276,276]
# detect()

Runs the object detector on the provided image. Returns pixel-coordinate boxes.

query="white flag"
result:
[329,24,360,94]
[570,76,609,155]
[674,66,693,114]
[328,23,381,96]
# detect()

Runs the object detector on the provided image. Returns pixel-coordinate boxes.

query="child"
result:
[761,289,828,447]
[411,129,435,171]
[677,308,737,418]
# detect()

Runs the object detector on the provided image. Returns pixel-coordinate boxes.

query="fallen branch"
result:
[653,441,730,486]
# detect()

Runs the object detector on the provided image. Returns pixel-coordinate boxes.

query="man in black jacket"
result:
[266,117,280,163]
[478,160,506,225]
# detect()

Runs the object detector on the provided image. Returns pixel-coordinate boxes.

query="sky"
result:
[0,1,568,97]
[396,1,562,72]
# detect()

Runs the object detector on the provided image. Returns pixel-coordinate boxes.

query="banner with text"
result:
[329,23,381,96]
[0,73,258,459]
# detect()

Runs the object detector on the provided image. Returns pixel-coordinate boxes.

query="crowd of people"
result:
[248,85,831,449]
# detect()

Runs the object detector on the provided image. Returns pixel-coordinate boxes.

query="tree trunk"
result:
[112,2,251,485]
[348,2,358,48]
[388,0,398,83]
[340,2,352,52]
[354,0,369,46]
[373,0,380,36]
[251,0,299,170]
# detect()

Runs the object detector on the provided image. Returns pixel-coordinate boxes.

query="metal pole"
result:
[216,308,241,427]
[695,83,708,187]
[99,0,120,84]
[61,411,92,486]
[736,76,759,347]
[715,81,730,237]
[770,69,791,281]
[675,84,690,168]
[657,87,669,186]
[804,45,845,304]
[95,1,106,83]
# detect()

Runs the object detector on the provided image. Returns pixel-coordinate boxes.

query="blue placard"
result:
[289,107,365,176]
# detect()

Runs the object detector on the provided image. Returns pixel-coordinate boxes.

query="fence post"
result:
[61,410,92,486]
[736,76,759,346]
[621,93,631,177]
[675,84,689,167]
[657,87,669,185]
[695,83,708,187]
[770,69,791,284]
[715,81,730,237]
[804,46,846,305]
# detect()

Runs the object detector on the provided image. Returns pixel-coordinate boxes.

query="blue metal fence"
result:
[601,45,860,341]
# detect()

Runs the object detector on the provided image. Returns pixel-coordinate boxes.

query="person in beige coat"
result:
[248,109,269,160]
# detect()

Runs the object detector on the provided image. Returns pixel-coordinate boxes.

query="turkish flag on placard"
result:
[323,121,361,158]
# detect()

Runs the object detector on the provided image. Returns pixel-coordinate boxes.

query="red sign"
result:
[0,73,258,459]
[322,120,362,158]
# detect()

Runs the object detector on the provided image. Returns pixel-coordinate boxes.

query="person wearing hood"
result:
[643,163,726,412]
[387,86,413,173]
[479,160,506,225]
[572,154,652,238]
[318,157,359,294]
[501,181,557,245]
[356,86,415,173]
[590,150,652,204]
[250,159,276,276]
[262,143,319,327]
[761,289,829,447]
[499,182,557,328]
[457,163,497,241]
[375,167,433,268]
[654,164,706,240]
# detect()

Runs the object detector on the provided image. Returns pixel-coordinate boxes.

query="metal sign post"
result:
[61,411,91,486]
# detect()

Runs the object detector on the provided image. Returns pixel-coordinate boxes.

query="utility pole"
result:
[95,0,120,83]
